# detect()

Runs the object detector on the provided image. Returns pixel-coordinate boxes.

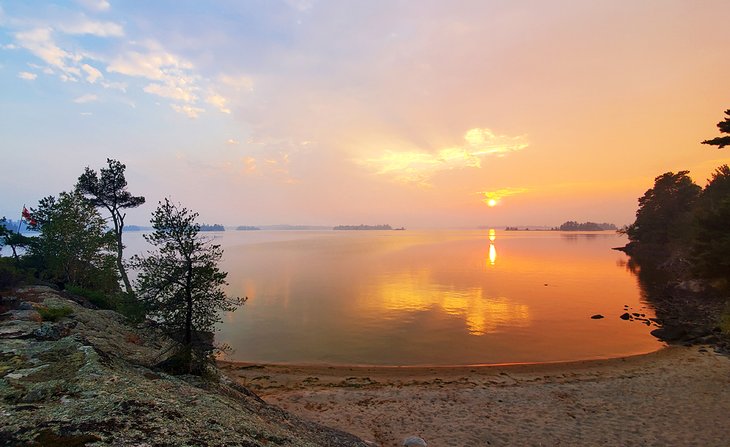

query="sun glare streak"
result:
[359,128,528,184]
[488,244,497,266]
[480,187,528,206]
[359,269,529,336]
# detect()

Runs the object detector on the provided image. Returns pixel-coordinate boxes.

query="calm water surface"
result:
[126,230,663,366]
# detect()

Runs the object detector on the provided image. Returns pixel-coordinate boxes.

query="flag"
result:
[21,206,37,226]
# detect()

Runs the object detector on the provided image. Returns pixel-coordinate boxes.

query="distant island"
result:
[199,224,225,231]
[236,226,261,231]
[502,222,617,231]
[258,225,331,230]
[553,221,617,231]
[124,225,152,232]
[333,224,393,230]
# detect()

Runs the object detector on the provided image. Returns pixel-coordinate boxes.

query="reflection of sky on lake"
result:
[125,230,663,365]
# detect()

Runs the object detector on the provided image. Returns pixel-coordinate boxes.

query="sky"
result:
[1,0,729,228]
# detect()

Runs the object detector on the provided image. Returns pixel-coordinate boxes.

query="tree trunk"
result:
[117,231,134,296]
[111,211,134,297]
[184,260,193,347]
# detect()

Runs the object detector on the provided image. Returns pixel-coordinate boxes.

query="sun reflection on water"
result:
[362,269,530,335]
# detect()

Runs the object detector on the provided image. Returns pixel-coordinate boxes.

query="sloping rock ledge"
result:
[0,286,367,447]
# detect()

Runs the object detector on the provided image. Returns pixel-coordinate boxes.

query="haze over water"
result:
[126,229,663,366]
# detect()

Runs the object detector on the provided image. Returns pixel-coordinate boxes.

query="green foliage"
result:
[691,165,730,280]
[720,307,730,335]
[76,158,145,296]
[701,109,730,149]
[65,285,146,322]
[0,258,33,290]
[558,221,617,231]
[131,198,244,374]
[27,191,119,291]
[0,217,30,261]
[37,305,73,322]
[625,171,701,248]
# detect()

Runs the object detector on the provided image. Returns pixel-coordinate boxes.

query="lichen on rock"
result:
[0,286,367,447]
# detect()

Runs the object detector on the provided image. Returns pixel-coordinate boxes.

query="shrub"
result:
[0,258,32,291]
[37,305,73,322]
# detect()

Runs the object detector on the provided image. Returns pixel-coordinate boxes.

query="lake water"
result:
[125,229,662,366]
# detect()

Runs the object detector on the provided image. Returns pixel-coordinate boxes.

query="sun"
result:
[487,198,497,207]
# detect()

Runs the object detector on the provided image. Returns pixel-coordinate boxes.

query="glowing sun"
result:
[487,198,497,207]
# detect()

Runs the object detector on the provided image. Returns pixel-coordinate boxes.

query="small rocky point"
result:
[0,286,368,447]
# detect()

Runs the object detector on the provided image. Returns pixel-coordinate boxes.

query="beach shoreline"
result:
[220,345,730,446]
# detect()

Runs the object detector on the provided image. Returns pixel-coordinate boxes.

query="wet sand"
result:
[219,346,730,446]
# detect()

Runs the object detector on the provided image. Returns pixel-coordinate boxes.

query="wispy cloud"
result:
[360,128,528,185]
[18,71,37,80]
[58,19,123,37]
[73,93,98,103]
[206,93,230,114]
[171,103,204,118]
[75,0,110,12]
[478,187,529,206]
[107,44,226,118]
[14,28,75,73]
[81,63,102,83]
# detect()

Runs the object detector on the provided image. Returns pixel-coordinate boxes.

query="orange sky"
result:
[1,1,729,227]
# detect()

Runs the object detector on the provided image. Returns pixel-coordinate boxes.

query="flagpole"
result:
[16,204,25,233]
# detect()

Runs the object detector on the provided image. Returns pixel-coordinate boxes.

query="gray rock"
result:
[0,320,41,338]
[1,309,42,322]
[1,285,370,447]
[651,326,687,342]
[32,321,76,341]
[590,314,604,319]
[18,301,35,310]
[403,436,427,446]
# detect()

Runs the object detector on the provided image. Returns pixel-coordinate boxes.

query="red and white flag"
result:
[21,207,37,226]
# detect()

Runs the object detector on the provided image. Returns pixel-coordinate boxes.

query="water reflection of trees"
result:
[621,255,725,336]
[560,233,610,242]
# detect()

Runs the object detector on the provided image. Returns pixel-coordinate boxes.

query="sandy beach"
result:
[220,346,730,446]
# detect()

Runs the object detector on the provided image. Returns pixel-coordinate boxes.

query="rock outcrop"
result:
[0,286,367,447]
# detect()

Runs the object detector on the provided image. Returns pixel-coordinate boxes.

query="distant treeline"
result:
[199,224,225,231]
[554,221,617,231]
[0,219,30,233]
[236,226,261,231]
[333,224,393,230]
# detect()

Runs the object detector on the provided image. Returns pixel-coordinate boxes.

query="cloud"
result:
[171,104,204,118]
[107,49,193,80]
[14,28,72,71]
[144,82,197,102]
[478,187,529,206]
[76,0,111,12]
[58,19,124,37]
[81,63,103,83]
[226,139,239,145]
[108,46,206,116]
[18,71,37,80]
[359,128,528,185]
[206,93,231,114]
[100,80,126,91]
[73,93,98,103]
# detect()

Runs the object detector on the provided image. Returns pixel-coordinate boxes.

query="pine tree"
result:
[76,159,145,296]
[701,109,730,149]
[131,198,244,374]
